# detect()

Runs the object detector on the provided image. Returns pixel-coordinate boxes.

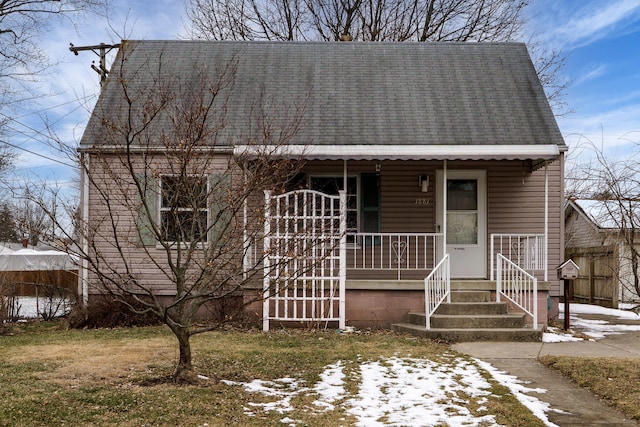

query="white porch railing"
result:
[347,233,443,280]
[490,234,546,280]
[424,254,450,330]
[496,253,538,328]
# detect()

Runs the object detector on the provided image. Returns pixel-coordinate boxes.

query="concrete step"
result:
[391,322,543,342]
[429,314,526,329]
[409,311,525,329]
[434,302,508,316]
[450,290,491,303]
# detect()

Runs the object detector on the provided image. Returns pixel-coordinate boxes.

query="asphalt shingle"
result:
[80,40,565,150]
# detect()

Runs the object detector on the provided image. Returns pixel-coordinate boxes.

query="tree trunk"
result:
[173,326,198,383]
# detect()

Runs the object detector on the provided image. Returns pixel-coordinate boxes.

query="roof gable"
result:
[81,40,566,151]
[568,198,640,230]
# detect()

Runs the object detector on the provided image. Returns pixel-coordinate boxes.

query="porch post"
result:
[442,159,447,259]
[80,153,90,306]
[343,159,347,194]
[263,190,271,332]
[544,163,549,281]
[242,168,249,280]
[339,190,347,330]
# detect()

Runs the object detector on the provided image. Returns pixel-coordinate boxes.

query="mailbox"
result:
[557,259,579,280]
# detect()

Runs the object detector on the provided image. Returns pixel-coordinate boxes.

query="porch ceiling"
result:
[234,144,562,162]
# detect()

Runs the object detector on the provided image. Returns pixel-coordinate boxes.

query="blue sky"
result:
[5,0,640,193]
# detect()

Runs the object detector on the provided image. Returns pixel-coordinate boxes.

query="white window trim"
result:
[158,174,210,246]
[308,174,360,250]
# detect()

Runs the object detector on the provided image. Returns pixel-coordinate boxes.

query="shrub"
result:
[67,295,162,329]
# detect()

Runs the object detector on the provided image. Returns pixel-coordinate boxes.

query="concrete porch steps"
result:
[392,289,543,342]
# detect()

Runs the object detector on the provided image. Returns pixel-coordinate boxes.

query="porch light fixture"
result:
[419,175,429,193]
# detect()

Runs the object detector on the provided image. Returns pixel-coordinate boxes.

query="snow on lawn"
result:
[542,303,640,341]
[223,354,557,427]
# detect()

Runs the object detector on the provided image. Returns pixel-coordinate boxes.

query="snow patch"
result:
[223,356,558,426]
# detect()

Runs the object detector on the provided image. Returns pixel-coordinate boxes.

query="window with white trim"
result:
[309,176,358,235]
[160,175,209,243]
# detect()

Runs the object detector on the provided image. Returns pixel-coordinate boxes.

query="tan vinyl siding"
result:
[303,159,564,286]
[85,153,233,296]
[86,157,565,296]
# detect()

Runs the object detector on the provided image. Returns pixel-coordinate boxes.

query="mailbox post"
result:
[557,259,579,330]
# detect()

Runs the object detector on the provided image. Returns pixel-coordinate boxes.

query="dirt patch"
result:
[7,337,176,386]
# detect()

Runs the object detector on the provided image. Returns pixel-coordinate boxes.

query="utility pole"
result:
[69,42,121,86]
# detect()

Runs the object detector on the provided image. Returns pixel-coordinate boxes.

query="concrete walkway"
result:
[453,315,640,426]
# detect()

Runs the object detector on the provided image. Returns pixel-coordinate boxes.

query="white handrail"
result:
[496,253,538,329]
[490,233,546,281]
[424,254,450,330]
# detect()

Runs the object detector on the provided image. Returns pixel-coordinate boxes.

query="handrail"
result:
[496,253,538,329]
[424,254,450,330]
[490,233,546,280]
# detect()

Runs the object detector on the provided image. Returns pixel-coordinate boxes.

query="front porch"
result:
[258,220,550,336]
[256,158,561,337]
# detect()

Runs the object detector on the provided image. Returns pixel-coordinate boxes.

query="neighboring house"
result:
[0,242,77,307]
[565,198,640,308]
[78,40,567,334]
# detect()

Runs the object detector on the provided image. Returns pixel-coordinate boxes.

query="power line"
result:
[0,139,75,168]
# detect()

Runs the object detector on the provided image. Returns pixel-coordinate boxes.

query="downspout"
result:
[81,153,90,306]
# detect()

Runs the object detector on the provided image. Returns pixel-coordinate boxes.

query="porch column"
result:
[339,190,347,330]
[343,160,347,195]
[242,167,249,280]
[442,159,447,258]
[263,190,272,332]
[80,153,90,306]
[544,163,549,281]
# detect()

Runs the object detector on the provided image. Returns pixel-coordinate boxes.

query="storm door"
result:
[436,170,486,278]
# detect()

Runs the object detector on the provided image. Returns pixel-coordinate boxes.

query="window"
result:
[160,175,208,243]
[309,174,381,239]
[310,176,358,234]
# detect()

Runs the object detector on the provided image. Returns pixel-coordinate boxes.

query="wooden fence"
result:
[565,246,617,308]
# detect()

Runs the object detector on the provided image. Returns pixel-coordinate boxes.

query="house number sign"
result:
[415,198,431,206]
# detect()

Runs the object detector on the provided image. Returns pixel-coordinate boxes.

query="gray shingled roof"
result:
[80,40,566,151]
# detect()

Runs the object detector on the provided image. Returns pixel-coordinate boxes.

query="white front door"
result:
[436,170,486,278]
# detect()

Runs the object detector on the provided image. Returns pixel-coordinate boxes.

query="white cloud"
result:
[530,0,640,50]
[573,63,608,86]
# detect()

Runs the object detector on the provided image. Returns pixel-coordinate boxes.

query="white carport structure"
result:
[0,246,77,272]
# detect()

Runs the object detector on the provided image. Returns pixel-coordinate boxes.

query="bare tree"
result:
[186,0,527,42]
[35,46,321,382]
[567,137,640,304]
[184,0,567,113]
[0,0,105,140]
[12,187,57,246]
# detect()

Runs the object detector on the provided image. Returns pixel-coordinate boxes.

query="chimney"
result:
[22,238,28,248]
[340,33,353,42]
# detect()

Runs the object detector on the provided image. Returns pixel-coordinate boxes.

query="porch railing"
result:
[490,234,546,280]
[496,253,538,328]
[347,233,443,280]
[424,254,450,330]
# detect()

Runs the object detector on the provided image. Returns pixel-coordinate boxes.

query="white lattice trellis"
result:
[263,189,346,331]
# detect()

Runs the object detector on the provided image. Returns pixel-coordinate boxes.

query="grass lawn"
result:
[540,355,640,420]
[0,321,545,426]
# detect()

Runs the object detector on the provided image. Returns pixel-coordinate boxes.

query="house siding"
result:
[84,155,563,324]
[303,158,563,288]
[84,153,233,296]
